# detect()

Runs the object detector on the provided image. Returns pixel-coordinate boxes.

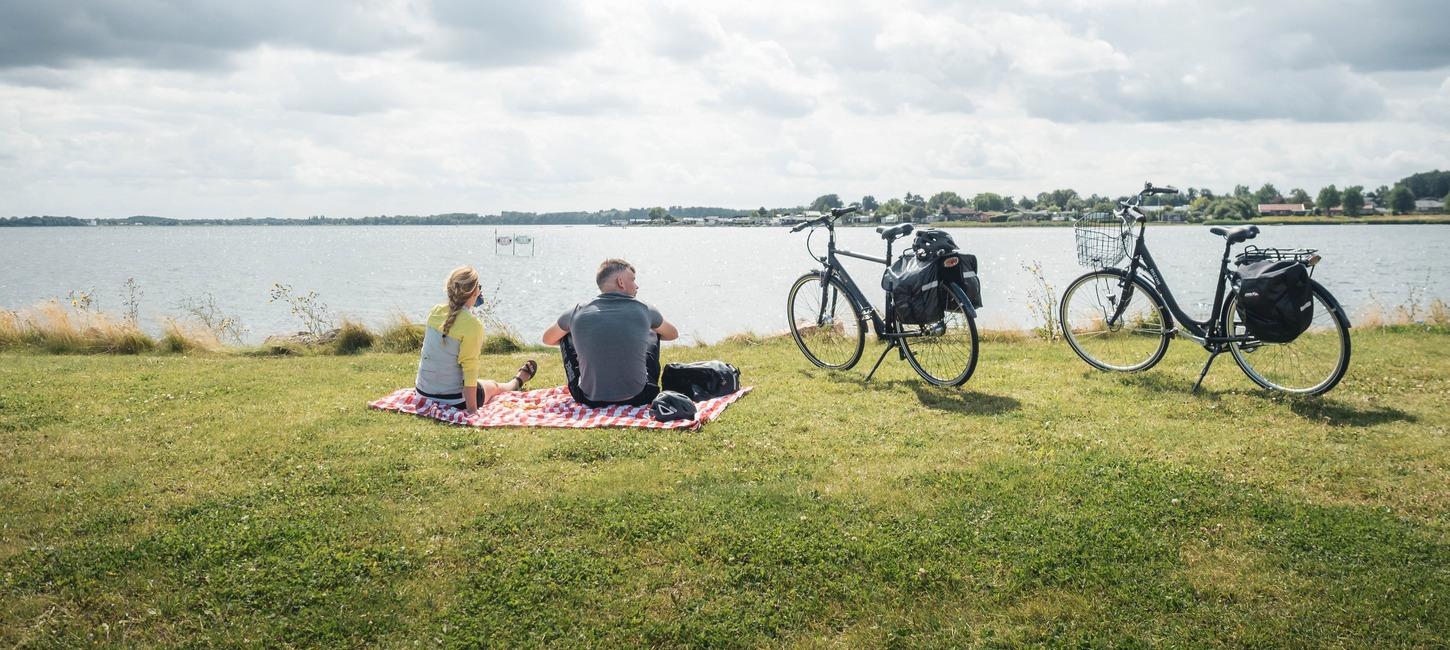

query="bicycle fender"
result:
[948,282,977,319]
[1310,279,1351,328]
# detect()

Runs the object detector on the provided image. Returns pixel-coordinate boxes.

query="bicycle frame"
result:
[1115,217,1253,349]
[807,221,976,341]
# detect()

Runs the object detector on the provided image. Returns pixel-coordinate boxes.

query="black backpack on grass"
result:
[661,360,740,401]
[1234,259,1313,343]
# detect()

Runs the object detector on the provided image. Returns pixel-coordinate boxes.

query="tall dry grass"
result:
[333,319,376,355]
[1356,297,1450,330]
[159,318,224,354]
[0,301,155,354]
[377,314,426,353]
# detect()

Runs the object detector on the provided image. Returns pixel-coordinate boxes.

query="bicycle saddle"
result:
[876,223,914,240]
[1209,224,1259,244]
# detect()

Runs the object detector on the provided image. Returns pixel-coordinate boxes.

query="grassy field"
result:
[2,329,1447,647]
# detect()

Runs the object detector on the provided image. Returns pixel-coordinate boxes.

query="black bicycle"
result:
[1059,183,1351,395]
[786,206,980,386]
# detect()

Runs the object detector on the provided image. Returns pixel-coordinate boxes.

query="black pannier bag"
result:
[913,229,982,308]
[661,360,740,400]
[883,254,948,324]
[951,253,983,310]
[1234,259,1313,343]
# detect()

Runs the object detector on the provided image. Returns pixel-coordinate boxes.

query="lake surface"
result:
[2,224,1446,344]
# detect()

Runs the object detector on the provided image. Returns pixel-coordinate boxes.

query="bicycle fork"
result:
[1106,276,1136,329]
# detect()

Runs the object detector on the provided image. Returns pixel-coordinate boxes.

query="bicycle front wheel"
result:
[901,284,980,386]
[787,272,865,370]
[1227,281,1350,396]
[1060,269,1171,372]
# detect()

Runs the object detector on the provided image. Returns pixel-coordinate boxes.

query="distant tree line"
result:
[805,169,1449,221]
[6,170,1446,227]
[1,206,755,227]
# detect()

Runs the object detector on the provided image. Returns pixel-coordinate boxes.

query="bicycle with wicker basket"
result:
[1059,182,1351,395]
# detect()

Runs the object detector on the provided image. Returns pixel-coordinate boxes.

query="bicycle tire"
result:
[1226,280,1350,396]
[900,283,980,386]
[787,272,866,370]
[1059,269,1172,372]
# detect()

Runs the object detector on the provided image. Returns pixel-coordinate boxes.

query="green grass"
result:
[2,331,1447,647]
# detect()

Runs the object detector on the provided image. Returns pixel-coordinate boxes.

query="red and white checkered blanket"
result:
[368,385,752,430]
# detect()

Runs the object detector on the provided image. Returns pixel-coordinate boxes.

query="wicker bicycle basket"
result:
[1073,212,1132,268]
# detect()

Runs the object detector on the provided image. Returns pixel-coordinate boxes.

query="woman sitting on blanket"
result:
[415,266,537,412]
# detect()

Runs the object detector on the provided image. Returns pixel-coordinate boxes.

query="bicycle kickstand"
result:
[1192,350,1220,394]
[863,342,895,383]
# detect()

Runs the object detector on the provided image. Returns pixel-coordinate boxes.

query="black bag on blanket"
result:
[661,360,740,401]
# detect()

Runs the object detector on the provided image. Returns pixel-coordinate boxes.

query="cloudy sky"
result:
[2,0,1447,218]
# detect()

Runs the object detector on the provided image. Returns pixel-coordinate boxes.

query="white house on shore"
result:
[1257,203,1310,216]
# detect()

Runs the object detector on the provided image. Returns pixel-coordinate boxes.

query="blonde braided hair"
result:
[441,266,479,337]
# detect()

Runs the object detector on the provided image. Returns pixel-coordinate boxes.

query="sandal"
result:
[513,359,538,388]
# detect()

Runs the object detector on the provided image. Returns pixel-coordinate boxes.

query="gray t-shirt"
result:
[557,292,664,402]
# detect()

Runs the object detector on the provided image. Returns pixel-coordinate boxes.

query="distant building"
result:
[939,205,986,222]
[1361,201,1391,215]
[1257,203,1309,216]
[1415,199,1445,213]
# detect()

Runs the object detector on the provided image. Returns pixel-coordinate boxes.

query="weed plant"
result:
[268,283,334,338]
[176,293,247,343]
[1020,259,1060,341]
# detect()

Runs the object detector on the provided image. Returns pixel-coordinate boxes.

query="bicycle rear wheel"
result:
[1059,269,1171,372]
[787,272,865,370]
[901,284,980,386]
[1227,281,1350,396]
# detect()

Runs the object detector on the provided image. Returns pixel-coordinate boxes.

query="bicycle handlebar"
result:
[790,217,826,233]
[1117,182,1180,218]
[788,204,861,232]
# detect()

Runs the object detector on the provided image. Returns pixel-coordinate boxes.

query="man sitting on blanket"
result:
[541,258,679,407]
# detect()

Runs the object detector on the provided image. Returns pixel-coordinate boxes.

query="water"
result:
[2,224,1445,344]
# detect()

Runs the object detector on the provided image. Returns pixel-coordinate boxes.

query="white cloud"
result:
[422,0,596,67]
[0,0,1447,219]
